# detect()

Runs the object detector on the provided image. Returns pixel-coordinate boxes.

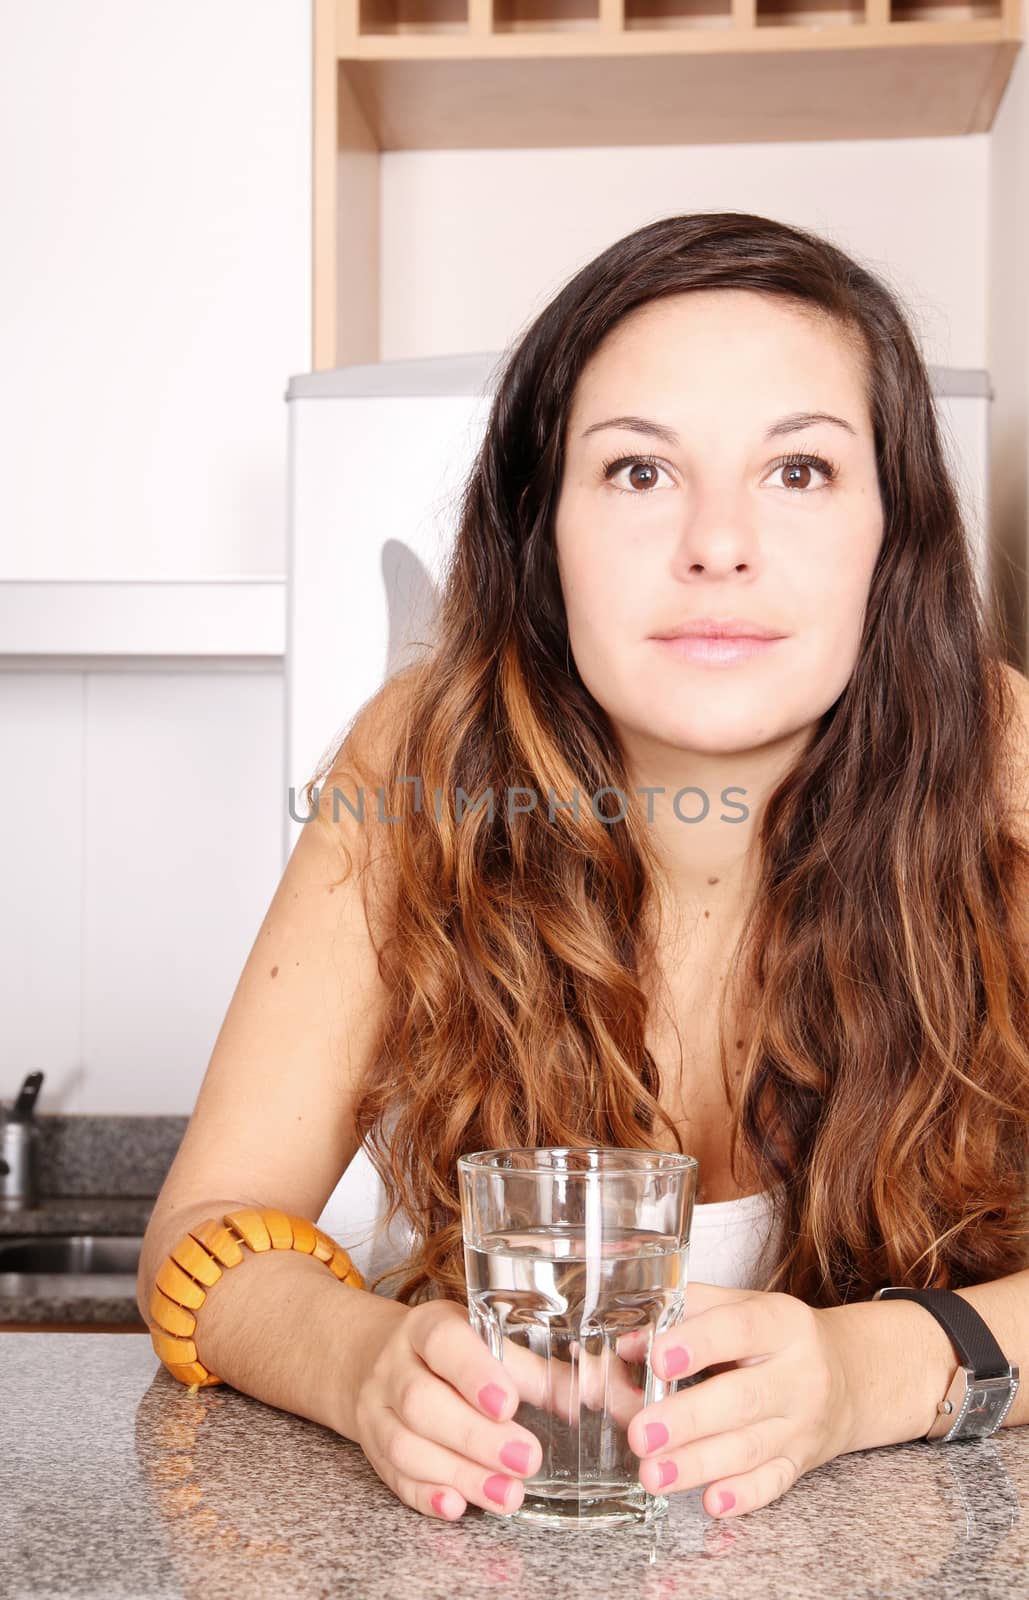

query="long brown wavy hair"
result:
[303,211,1029,1310]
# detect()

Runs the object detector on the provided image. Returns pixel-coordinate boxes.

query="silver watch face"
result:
[950,1377,1018,1438]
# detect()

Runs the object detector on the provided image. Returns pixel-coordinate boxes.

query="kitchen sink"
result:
[0,1234,144,1273]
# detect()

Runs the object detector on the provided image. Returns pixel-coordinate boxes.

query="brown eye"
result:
[768,453,838,491]
[600,454,670,495]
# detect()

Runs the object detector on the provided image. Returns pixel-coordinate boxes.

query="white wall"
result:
[0,0,1016,1115]
[0,2,303,1112]
[0,1,309,581]
[379,137,988,369]
[0,3,993,585]
[0,664,284,1114]
[989,47,1029,669]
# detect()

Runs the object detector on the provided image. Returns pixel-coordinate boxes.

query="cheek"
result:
[794,531,879,636]
[786,544,879,701]
[559,545,632,640]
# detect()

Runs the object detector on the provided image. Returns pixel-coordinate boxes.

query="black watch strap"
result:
[874,1286,1009,1377]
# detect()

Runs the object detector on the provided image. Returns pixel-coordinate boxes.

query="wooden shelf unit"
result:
[312,0,1023,366]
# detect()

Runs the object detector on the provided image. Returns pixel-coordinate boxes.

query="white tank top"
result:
[316,1143,787,1294]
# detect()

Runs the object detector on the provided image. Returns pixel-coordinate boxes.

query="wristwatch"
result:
[872,1285,1020,1441]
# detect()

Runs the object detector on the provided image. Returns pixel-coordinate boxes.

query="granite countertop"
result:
[0,1112,186,1326]
[0,1196,153,1325]
[0,1195,154,1235]
[2,1333,1028,1599]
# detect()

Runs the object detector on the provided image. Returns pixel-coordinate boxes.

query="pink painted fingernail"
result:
[499,1440,532,1473]
[657,1459,678,1488]
[664,1346,691,1377]
[644,1421,669,1453]
[717,1490,736,1514]
[431,1490,450,1516]
[478,1382,508,1418]
[484,1473,513,1506]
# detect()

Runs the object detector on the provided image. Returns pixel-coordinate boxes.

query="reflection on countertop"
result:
[1,1332,1026,1600]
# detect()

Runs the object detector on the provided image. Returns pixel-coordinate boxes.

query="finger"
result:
[468,1328,627,1423]
[456,1312,645,1434]
[406,1300,524,1424]
[682,1282,754,1312]
[615,1328,651,1364]
[650,1293,779,1383]
[575,1339,651,1427]
[412,1302,625,1438]
[361,1412,469,1523]
[445,1318,602,1432]
[375,1406,527,1518]
[697,1451,802,1520]
[529,1338,646,1435]
[630,1363,777,1463]
[392,1357,543,1479]
[406,1477,467,1521]
[635,1416,800,1518]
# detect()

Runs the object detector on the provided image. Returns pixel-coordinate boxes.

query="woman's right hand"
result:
[352,1298,545,1521]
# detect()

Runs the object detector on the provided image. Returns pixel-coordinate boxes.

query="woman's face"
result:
[554,289,885,758]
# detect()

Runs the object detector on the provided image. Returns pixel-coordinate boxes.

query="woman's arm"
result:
[825,1268,1029,1452]
[137,1195,409,1439]
[831,661,1029,1451]
[137,669,418,1435]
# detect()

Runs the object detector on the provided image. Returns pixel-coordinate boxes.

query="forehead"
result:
[567,290,869,434]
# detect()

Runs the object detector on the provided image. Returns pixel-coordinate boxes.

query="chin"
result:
[664,728,767,758]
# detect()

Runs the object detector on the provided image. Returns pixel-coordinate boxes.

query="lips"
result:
[652,632,785,666]
[651,618,786,641]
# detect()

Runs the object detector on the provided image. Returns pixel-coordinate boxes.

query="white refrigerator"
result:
[283,354,993,863]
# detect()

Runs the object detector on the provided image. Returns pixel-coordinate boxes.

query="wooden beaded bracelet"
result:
[146,1206,366,1390]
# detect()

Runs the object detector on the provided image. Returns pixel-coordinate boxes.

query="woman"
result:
[139,211,1029,1527]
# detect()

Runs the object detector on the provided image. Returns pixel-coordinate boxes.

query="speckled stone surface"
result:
[1,1111,187,1199]
[2,1333,1028,1599]
[0,1115,185,1326]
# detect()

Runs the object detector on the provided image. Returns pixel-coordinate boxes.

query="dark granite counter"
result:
[1,1111,187,1202]
[2,1331,1028,1599]
[0,1195,151,1325]
[0,1195,154,1235]
[0,1113,185,1327]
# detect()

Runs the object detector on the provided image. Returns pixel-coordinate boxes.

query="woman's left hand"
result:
[618,1281,856,1520]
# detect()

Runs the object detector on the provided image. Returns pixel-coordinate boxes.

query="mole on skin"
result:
[270,966,279,978]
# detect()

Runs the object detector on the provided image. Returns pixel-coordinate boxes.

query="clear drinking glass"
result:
[458,1146,698,1529]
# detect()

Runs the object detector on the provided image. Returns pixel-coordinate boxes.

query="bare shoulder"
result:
[996,657,1029,705]
[330,661,426,790]
[313,660,428,924]
[994,659,1029,840]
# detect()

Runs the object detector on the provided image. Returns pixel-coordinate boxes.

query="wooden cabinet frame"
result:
[312,0,1022,367]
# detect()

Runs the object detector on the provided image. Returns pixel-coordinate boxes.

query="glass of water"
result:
[457,1146,697,1529]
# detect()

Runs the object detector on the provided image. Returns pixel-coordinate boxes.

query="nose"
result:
[668,490,761,578]
[671,525,760,578]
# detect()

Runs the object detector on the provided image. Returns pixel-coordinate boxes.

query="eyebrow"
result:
[579,411,859,446]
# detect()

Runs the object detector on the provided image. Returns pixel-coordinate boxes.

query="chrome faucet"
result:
[0,1071,43,1210]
